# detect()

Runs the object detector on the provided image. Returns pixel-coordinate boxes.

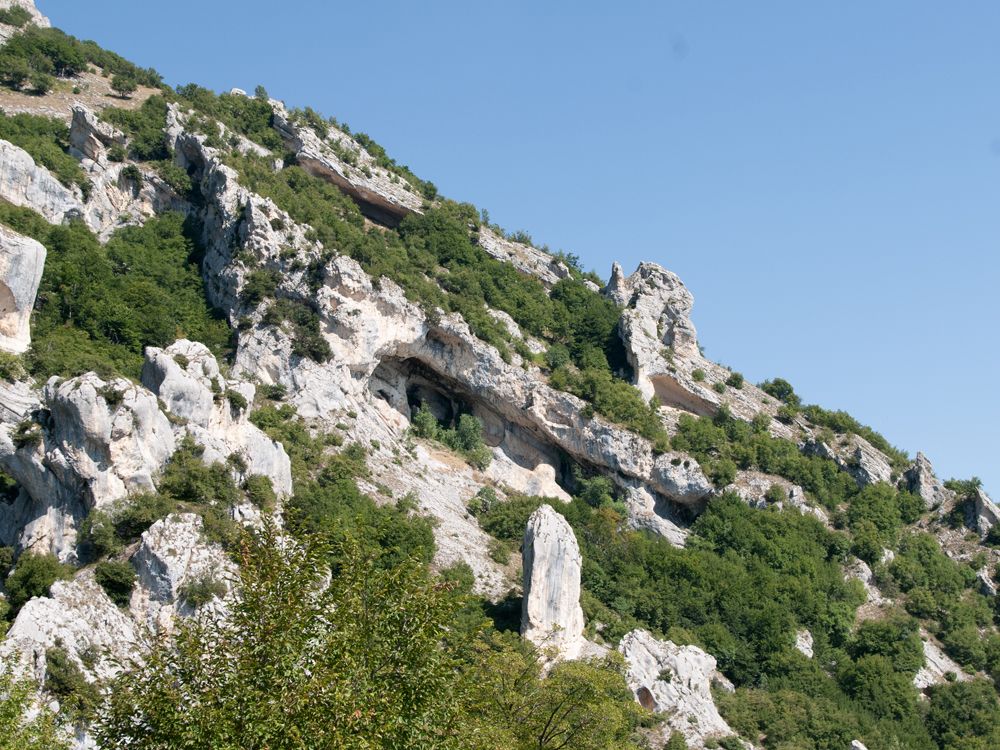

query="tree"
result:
[94,526,467,749]
[458,631,646,750]
[0,650,70,749]
[109,73,137,99]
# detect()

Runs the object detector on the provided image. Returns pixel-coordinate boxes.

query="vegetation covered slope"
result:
[0,13,998,750]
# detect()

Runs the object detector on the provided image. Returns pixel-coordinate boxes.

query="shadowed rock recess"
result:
[0,2,998,748]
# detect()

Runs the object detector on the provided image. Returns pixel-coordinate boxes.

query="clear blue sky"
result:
[40,1,1000,494]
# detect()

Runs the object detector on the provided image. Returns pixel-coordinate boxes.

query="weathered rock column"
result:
[520,504,585,659]
[0,225,45,354]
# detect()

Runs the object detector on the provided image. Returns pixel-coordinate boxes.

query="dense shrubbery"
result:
[0,26,160,93]
[102,95,171,162]
[173,84,283,151]
[94,525,646,749]
[0,205,230,379]
[0,112,91,196]
[760,377,908,468]
[94,560,136,607]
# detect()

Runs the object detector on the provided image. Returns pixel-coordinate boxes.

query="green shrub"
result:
[761,377,800,405]
[44,646,101,719]
[243,474,276,511]
[110,72,137,98]
[5,552,71,617]
[226,389,248,412]
[692,368,706,382]
[409,404,492,470]
[0,206,230,381]
[94,560,136,607]
[178,572,226,608]
[0,6,32,26]
[725,372,744,389]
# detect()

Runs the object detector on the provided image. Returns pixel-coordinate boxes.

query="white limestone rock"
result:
[521,504,585,659]
[619,629,737,748]
[68,106,127,165]
[0,224,45,353]
[477,226,571,288]
[1,573,139,685]
[130,513,234,626]
[0,374,175,561]
[902,452,953,510]
[914,633,969,690]
[795,629,814,659]
[0,139,84,223]
[141,340,292,498]
[971,487,1000,536]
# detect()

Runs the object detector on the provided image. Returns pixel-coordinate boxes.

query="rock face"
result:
[141,340,292,498]
[0,139,84,223]
[270,103,422,225]
[971,488,1000,536]
[130,513,233,625]
[1,574,138,685]
[0,224,45,353]
[68,106,127,164]
[914,634,969,690]
[902,452,953,510]
[477,226,570,288]
[619,629,736,748]
[0,374,175,561]
[795,629,814,658]
[521,505,585,659]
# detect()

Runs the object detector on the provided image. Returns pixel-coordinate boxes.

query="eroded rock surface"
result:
[619,629,737,748]
[521,504,585,659]
[0,224,45,353]
[141,340,292,498]
[902,452,954,510]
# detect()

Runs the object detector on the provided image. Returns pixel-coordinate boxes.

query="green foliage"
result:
[78,492,175,558]
[95,526,463,749]
[550,365,669,449]
[110,73,137,98]
[0,112,91,196]
[410,404,492,469]
[761,377,800,405]
[44,646,101,720]
[0,207,231,380]
[178,572,226,608]
[102,96,170,161]
[692,368,706,382]
[671,410,859,511]
[459,631,646,749]
[0,26,160,88]
[243,474,276,512]
[925,680,1000,749]
[94,560,136,607]
[725,371,744,389]
[0,650,68,748]
[0,6,32,26]
[4,552,71,618]
[174,84,282,151]
[261,298,331,362]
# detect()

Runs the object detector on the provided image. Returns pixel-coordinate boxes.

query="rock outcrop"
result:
[0,224,45,353]
[0,374,175,561]
[521,504,585,659]
[914,634,969,690]
[141,340,292,498]
[0,139,84,223]
[619,629,737,748]
[971,488,1000,536]
[902,452,953,510]
[130,513,233,625]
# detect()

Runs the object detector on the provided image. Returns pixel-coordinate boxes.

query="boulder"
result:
[618,629,736,747]
[795,629,814,658]
[521,504,585,659]
[0,225,45,353]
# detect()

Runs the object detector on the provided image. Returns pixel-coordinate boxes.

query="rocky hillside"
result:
[1,2,1000,748]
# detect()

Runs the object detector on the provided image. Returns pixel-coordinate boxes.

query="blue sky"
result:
[40,1,999,494]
